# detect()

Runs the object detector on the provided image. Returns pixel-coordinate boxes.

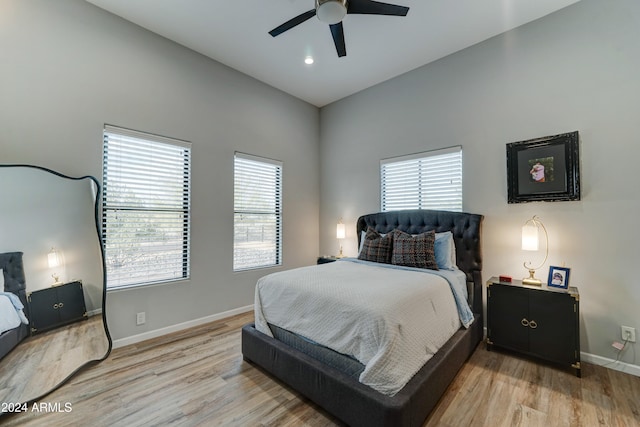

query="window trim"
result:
[102,124,192,290]
[233,152,283,272]
[380,146,463,212]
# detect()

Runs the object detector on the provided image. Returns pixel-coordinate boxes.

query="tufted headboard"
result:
[356,209,484,314]
[0,252,28,308]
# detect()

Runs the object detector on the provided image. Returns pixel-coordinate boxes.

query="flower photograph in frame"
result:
[547,266,571,289]
[507,131,580,203]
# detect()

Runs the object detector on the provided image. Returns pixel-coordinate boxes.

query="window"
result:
[381,146,462,212]
[233,153,282,271]
[102,125,191,289]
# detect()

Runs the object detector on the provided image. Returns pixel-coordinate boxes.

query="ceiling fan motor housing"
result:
[316,0,347,24]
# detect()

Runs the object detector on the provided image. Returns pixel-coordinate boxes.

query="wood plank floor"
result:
[0,315,109,405]
[3,311,639,426]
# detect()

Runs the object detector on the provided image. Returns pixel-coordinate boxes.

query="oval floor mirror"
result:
[0,164,111,411]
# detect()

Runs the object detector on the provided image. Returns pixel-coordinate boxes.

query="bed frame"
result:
[0,252,30,360]
[242,209,483,427]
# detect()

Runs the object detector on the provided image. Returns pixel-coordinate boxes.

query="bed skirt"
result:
[241,316,482,427]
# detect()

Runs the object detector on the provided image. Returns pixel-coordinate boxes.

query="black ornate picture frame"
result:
[507,131,580,203]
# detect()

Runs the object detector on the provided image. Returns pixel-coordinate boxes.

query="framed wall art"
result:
[506,131,580,203]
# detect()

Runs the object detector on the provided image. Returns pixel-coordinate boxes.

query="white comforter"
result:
[1,292,29,335]
[254,259,471,396]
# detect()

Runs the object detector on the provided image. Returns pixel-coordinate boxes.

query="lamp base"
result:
[51,273,63,287]
[522,277,542,286]
[522,269,542,286]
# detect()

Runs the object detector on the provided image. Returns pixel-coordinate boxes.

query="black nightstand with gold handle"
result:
[486,276,581,377]
[28,280,88,335]
[317,256,338,264]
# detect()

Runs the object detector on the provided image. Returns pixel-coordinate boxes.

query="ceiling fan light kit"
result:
[269,0,409,58]
[316,0,347,24]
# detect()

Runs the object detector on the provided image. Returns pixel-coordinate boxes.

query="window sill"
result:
[106,277,191,293]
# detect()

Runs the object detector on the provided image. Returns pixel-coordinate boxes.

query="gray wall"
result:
[2,0,638,369]
[0,0,320,341]
[320,0,640,366]
[0,167,103,312]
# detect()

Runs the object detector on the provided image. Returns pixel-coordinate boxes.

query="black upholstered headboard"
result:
[0,252,28,308]
[356,209,484,314]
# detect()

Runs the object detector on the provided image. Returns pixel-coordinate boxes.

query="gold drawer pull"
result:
[521,318,529,327]
[529,320,538,329]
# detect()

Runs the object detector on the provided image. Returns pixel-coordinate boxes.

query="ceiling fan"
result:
[269,0,410,58]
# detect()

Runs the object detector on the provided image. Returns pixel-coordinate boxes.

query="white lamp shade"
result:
[48,248,61,268]
[521,223,539,251]
[336,222,346,239]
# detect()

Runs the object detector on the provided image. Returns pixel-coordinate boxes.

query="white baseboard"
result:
[111,314,639,378]
[112,304,253,349]
[483,326,639,377]
[581,351,640,377]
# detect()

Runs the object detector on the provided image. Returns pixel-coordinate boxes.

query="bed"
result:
[0,252,30,361]
[242,209,483,427]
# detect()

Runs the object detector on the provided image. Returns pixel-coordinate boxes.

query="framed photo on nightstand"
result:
[548,266,570,289]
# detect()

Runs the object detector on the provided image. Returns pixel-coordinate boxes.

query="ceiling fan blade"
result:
[330,22,346,57]
[269,9,317,37]
[347,0,409,16]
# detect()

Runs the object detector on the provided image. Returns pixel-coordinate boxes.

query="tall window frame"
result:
[102,125,191,290]
[233,152,282,271]
[380,146,463,212]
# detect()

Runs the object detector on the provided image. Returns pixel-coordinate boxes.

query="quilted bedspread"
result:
[254,259,469,396]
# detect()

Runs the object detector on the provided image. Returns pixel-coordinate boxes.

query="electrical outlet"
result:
[621,325,636,343]
[136,312,146,326]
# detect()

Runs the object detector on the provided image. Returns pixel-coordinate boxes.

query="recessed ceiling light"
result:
[304,56,314,65]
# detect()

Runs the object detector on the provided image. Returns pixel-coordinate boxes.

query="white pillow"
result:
[358,230,367,254]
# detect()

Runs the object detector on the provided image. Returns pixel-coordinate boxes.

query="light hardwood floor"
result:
[3,312,639,426]
[0,315,109,405]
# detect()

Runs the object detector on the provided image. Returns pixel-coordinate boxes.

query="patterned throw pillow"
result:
[391,230,439,270]
[357,227,393,264]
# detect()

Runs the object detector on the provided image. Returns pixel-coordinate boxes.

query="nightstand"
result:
[486,276,581,377]
[28,280,88,335]
[317,256,338,264]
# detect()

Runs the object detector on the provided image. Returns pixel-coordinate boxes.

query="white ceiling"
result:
[85,0,581,107]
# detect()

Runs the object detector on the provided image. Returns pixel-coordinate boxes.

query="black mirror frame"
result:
[0,163,112,409]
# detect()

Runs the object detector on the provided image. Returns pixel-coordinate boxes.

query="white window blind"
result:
[234,152,282,271]
[102,125,191,289]
[381,146,462,212]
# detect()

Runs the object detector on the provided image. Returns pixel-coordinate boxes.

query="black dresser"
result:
[28,280,88,335]
[486,277,581,377]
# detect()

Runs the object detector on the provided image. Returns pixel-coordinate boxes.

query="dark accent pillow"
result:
[392,230,439,270]
[357,227,394,264]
